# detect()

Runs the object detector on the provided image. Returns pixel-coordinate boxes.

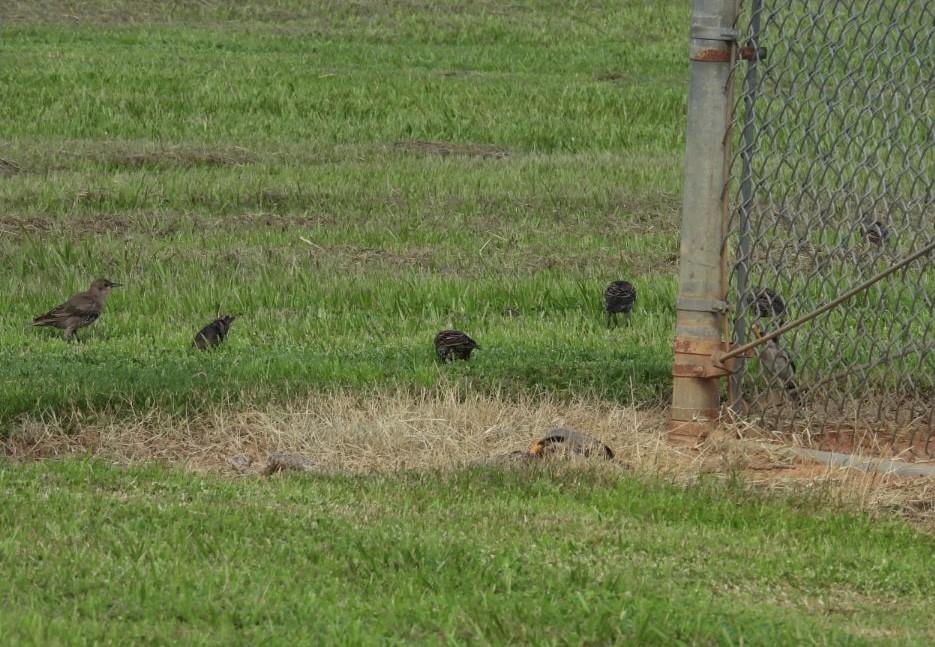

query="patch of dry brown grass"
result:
[389,140,512,160]
[710,415,935,530]
[68,142,260,169]
[4,389,933,527]
[1,390,670,473]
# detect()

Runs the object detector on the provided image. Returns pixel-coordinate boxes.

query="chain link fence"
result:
[727,0,934,456]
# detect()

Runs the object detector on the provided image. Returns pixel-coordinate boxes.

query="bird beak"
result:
[111,282,123,288]
[750,323,762,339]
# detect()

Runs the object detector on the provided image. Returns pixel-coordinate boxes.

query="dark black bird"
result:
[193,315,236,350]
[31,278,121,341]
[603,280,637,328]
[744,286,786,328]
[434,329,480,362]
[859,220,889,245]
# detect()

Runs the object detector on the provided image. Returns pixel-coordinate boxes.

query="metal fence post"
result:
[670,0,739,442]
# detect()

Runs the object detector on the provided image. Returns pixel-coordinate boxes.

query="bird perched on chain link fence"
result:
[31,278,121,342]
[743,286,786,330]
[434,329,481,362]
[193,315,237,350]
[603,280,636,328]
[751,323,800,403]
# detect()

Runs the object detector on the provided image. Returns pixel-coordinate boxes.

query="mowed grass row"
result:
[0,2,687,422]
[0,3,685,149]
[0,146,681,420]
[2,460,934,646]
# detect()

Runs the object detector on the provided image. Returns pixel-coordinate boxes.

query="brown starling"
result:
[529,428,614,460]
[434,329,480,362]
[744,286,786,328]
[262,452,316,476]
[603,280,636,328]
[859,220,889,245]
[751,323,800,402]
[31,278,121,341]
[193,315,236,350]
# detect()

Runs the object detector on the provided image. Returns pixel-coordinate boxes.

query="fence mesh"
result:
[727,0,934,456]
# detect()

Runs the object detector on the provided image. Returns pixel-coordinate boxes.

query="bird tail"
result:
[31,314,57,327]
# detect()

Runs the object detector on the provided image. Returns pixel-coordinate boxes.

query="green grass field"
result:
[3,460,935,646]
[0,0,685,421]
[2,1,935,644]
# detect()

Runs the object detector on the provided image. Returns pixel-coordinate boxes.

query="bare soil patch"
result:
[737,393,935,460]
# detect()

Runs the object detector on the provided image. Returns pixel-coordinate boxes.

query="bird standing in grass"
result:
[434,329,480,362]
[751,323,800,403]
[859,220,889,246]
[603,280,636,328]
[193,315,237,350]
[31,278,121,342]
[744,286,786,329]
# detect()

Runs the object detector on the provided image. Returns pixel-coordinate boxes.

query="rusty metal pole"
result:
[670,0,739,443]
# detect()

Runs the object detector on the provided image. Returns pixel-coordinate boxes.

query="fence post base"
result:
[667,418,716,446]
